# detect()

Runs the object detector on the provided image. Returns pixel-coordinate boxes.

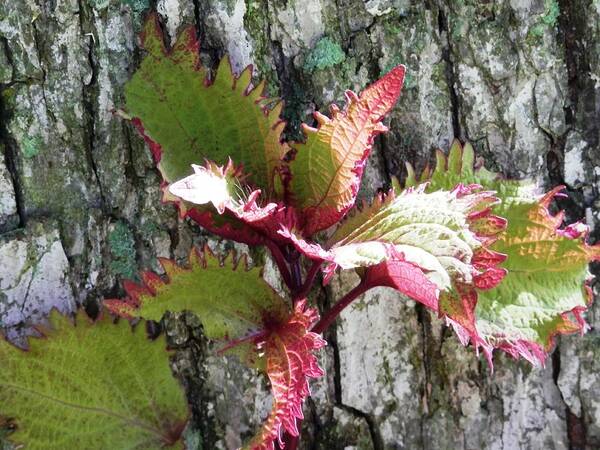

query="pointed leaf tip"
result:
[289,66,405,235]
[360,64,406,121]
[167,160,298,247]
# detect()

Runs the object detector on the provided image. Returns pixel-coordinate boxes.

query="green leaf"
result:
[406,140,600,364]
[288,66,405,235]
[105,246,289,353]
[402,139,520,218]
[473,187,600,363]
[124,14,287,195]
[0,311,188,450]
[104,251,328,448]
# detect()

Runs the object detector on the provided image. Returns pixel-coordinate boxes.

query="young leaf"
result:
[245,300,326,450]
[288,66,405,235]
[405,140,600,365]
[105,250,327,449]
[124,13,287,195]
[167,160,296,246]
[0,310,188,449]
[105,246,288,349]
[284,181,508,362]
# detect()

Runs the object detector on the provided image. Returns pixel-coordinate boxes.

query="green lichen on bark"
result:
[529,0,560,38]
[108,221,137,280]
[20,135,41,159]
[242,0,278,90]
[303,37,346,72]
[89,0,109,10]
[122,0,150,14]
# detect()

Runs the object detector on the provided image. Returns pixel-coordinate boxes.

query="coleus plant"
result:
[1,12,599,450]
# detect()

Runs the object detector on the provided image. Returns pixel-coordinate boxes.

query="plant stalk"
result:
[266,240,294,290]
[282,435,299,450]
[288,249,303,299]
[215,329,268,355]
[311,281,369,334]
[293,260,322,302]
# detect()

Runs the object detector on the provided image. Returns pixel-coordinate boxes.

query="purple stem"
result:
[293,260,322,302]
[281,434,299,450]
[284,246,303,294]
[266,240,293,291]
[215,329,268,356]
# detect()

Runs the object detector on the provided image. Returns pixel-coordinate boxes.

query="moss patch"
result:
[303,37,346,73]
[122,0,150,28]
[243,0,280,96]
[541,0,560,26]
[122,0,149,10]
[21,135,42,159]
[108,221,137,280]
[529,0,560,38]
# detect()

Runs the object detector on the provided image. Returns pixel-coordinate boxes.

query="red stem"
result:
[293,260,322,302]
[266,240,293,290]
[281,433,299,450]
[311,281,370,334]
[287,249,303,293]
[215,329,268,356]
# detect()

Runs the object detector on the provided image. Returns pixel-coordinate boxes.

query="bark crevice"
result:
[436,3,462,140]
[78,0,107,212]
[0,41,26,230]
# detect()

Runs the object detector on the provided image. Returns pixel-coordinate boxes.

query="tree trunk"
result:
[1,0,599,449]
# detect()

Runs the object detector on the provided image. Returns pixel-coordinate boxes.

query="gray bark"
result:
[1,0,599,449]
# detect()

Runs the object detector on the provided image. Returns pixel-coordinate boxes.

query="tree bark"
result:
[1,0,599,449]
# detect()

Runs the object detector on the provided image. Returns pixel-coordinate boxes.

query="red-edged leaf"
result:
[125,13,287,194]
[246,300,326,450]
[123,14,289,245]
[466,187,600,366]
[288,185,506,282]
[105,249,327,449]
[284,184,506,313]
[288,66,405,236]
[406,140,600,366]
[105,246,289,368]
[0,311,188,449]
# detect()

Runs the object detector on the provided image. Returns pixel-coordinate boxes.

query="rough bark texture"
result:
[1,1,599,449]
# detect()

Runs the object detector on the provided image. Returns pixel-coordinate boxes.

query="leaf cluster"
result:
[2,13,599,450]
